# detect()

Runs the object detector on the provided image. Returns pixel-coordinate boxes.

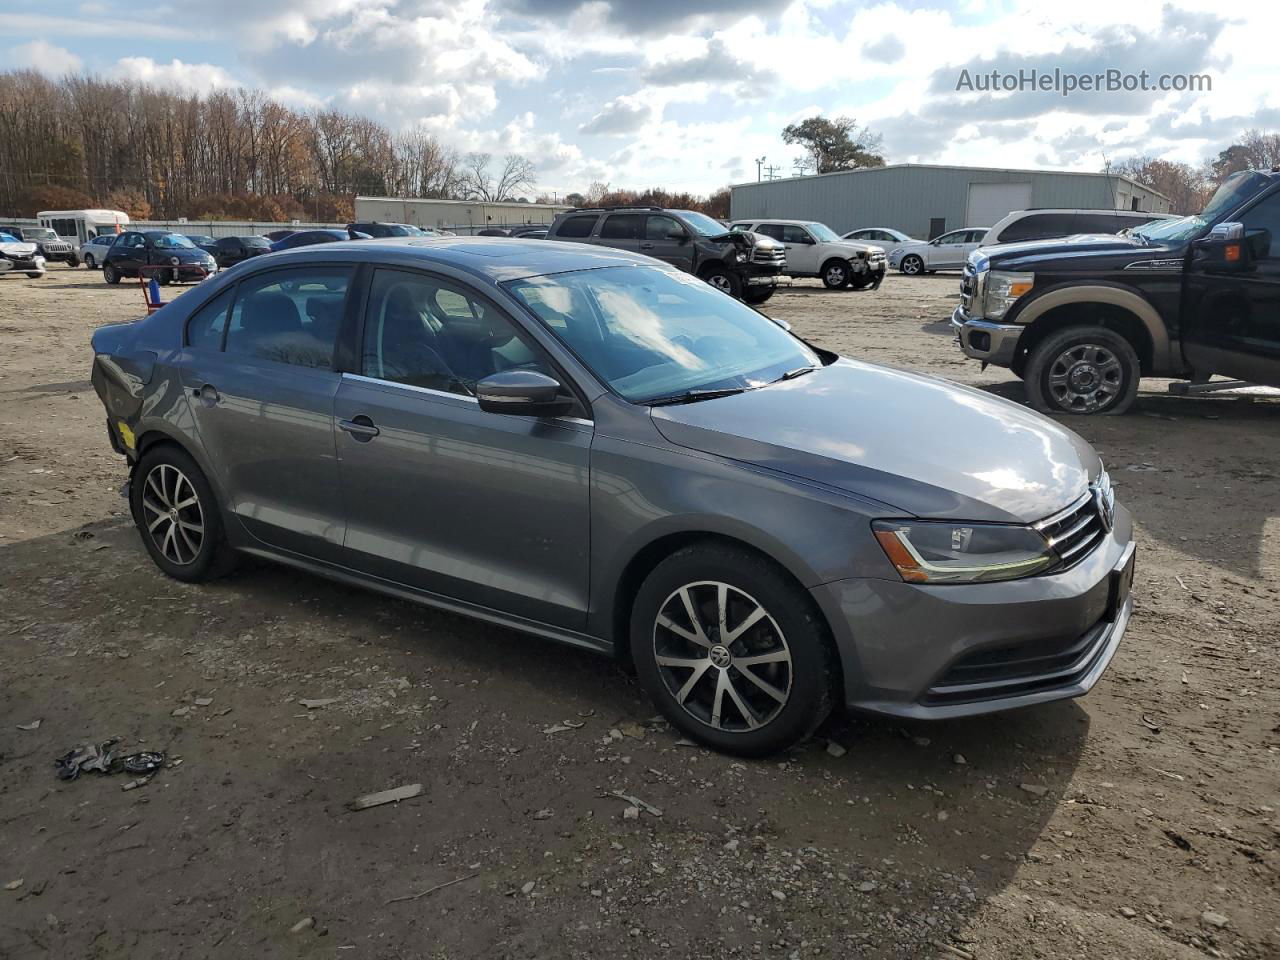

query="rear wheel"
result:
[103,262,121,284]
[130,445,237,582]
[630,543,835,757]
[699,265,743,300]
[821,259,851,289]
[742,286,776,305]
[84,254,96,269]
[1024,325,1140,416]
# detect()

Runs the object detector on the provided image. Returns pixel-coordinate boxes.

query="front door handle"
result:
[194,383,220,407]
[338,416,380,441]
[639,242,655,249]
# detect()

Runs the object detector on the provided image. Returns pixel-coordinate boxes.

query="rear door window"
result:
[754,223,785,241]
[225,267,352,369]
[600,214,643,240]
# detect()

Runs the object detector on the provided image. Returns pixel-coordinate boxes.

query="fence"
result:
[4,216,547,239]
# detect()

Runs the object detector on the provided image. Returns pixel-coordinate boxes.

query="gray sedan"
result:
[90,237,1136,755]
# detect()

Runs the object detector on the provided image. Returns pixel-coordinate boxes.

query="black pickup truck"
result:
[950,169,1280,414]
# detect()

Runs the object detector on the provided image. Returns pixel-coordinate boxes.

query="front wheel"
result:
[742,286,776,305]
[630,543,835,757]
[26,272,44,279]
[1024,326,1140,415]
[821,259,851,289]
[900,254,924,276]
[67,255,80,268]
[130,445,238,582]
[84,254,96,269]
[699,265,743,300]
[103,262,121,284]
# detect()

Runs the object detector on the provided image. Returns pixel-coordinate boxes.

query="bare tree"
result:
[463,152,536,201]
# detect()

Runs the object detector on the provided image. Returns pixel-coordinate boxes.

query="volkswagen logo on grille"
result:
[1091,472,1115,533]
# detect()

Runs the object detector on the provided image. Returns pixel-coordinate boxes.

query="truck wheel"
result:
[821,259,851,289]
[67,255,80,268]
[900,254,924,276]
[1025,326,1140,416]
[700,265,743,299]
[742,286,776,305]
[849,274,875,290]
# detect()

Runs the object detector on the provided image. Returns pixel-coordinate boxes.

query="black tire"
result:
[821,259,851,289]
[1024,325,1140,416]
[848,273,874,290]
[130,444,237,583]
[630,542,836,757]
[26,272,44,279]
[103,262,121,284]
[67,255,80,268]
[742,286,776,305]
[84,254,96,269]
[156,271,172,286]
[900,254,924,276]
[699,265,743,300]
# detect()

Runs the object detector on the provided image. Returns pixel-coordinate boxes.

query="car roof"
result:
[247,236,663,284]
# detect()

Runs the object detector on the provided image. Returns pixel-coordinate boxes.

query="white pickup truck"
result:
[730,218,886,289]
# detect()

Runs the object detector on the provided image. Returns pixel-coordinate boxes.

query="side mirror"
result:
[667,230,688,242]
[476,370,573,418]
[1194,221,1249,268]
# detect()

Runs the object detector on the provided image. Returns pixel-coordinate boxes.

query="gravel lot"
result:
[1,265,1277,959]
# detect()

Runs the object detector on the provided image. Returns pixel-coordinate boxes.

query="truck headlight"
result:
[983,271,1034,320]
[873,519,1056,584]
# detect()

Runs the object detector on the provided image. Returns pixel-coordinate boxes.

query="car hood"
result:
[1,240,39,257]
[650,359,1099,524]
[978,233,1148,264]
[829,240,884,255]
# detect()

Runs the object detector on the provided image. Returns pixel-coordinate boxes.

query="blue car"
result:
[269,229,369,252]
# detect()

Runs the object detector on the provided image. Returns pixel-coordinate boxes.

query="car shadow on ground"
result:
[2,513,1087,956]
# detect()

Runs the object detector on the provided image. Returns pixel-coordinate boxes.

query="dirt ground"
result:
[1,265,1277,960]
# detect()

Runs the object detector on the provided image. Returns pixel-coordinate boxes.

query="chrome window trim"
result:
[340,372,594,427]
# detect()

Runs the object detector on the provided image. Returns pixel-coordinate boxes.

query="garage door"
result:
[966,182,1033,229]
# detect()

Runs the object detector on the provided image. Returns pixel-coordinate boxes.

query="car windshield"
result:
[147,233,195,249]
[672,210,728,238]
[243,237,270,247]
[506,265,820,404]
[1132,171,1270,245]
[807,222,841,242]
[28,228,57,240]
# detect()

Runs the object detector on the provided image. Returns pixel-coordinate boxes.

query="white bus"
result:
[36,209,130,245]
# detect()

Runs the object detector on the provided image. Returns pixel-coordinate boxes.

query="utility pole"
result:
[755,156,766,182]
[764,164,781,181]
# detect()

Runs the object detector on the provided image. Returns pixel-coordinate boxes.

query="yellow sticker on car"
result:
[116,420,135,449]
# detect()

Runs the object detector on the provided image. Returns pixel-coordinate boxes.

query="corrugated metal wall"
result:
[730,166,1171,238]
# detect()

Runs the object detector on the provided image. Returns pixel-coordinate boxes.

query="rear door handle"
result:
[338,416,380,441]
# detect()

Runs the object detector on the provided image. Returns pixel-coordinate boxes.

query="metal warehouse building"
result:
[354,196,571,234]
[730,164,1172,240]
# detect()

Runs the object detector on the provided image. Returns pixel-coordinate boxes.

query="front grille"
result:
[924,616,1111,705]
[959,263,981,314]
[1036,480,1111,571]
[752,247,785,263]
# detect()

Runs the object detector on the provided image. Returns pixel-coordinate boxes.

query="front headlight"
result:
[873,519,1056,584]
[982,271,1034,320]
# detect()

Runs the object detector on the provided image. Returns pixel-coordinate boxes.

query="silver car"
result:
[90,238,1136,755]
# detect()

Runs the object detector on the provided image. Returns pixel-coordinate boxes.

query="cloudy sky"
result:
[2,0,1276,196]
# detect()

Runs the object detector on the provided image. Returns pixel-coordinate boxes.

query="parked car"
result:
[211,235,272,268]
[888,228,988,275]
[476,228,511,237]
[89,236,1136,756]
[509,225,549,239]
[183,235,220,256]
[731,219,886,290]
[346,221,432,238]
[101,230,217,285]
[547,206,786,304]
[263,229,298,243]
[0,232,46,278]
[269,228,369,252]
[0,225,76,265]
[978,209,1173,247]
[950,168,1280,415]
[78,233,118,269]
[844,227,917,257]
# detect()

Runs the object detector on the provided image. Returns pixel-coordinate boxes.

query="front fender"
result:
[1009,282,1176,372]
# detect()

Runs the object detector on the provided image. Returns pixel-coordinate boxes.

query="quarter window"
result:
[556,215,598,238]
[361,269,550,395]
[225,267,351,369]
[186,288,233,350]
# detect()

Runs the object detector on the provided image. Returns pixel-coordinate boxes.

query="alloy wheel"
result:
[707,273,733,294]
[901,255,923,275]
[140,463,205,565]
[85,255,95,268]
[652,581,792,732]
[825,263,849,286]
[1046,343,1123,413]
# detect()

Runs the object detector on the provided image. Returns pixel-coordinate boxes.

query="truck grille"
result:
[752,246,785,264]
[959,263,981,314]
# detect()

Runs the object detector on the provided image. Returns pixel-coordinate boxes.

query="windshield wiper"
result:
[645,386,752,406]
[774,365,817,382]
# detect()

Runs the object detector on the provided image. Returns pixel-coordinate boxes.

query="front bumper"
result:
[1,256,46,275]
[740,262,783,287]
[811,503,1136,719]
[951,306,1022,367]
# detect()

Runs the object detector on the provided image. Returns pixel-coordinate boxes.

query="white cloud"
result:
[5,40,83,76]
[112,57,237,92]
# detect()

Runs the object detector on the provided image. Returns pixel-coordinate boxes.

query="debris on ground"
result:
[952,753,967,765]
[1162,829,1192,851]
[520,881,535,895]
[121,752,165,774]
[54,739,119,780]
[541,720,584,734]
[347,783,423,811]
[289,916,315,934]
[1201,911,1229,929]
[16,720,41,731]
[300,698,339,710]
[617,721,646,739]
[1018,783,1049,798]
[826,741,847,758]
[531,808,553,820]
[121,776,152,792]
[385,873,479,905]
[605,790,662,817]
[5,880,23,891]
